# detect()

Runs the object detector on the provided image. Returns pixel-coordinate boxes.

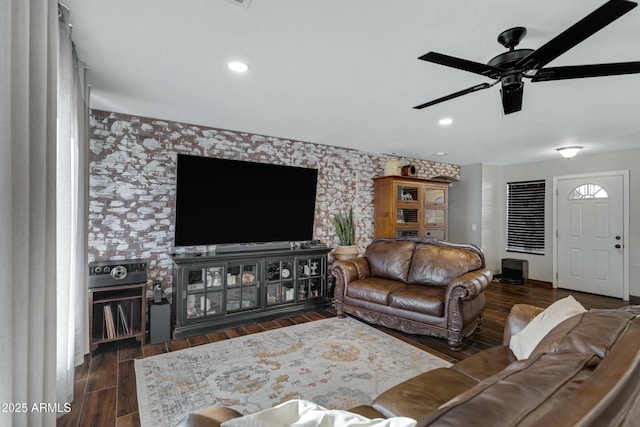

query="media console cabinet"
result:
[171,246,331,339]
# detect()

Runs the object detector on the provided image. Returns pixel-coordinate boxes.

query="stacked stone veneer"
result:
[89,110,460,298]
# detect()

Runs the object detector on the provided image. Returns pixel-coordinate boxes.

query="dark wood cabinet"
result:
[172,247,330,339]
[89,283,146,351]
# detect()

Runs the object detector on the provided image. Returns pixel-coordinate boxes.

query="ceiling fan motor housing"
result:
[502,72,524,91]
[487,48,534,70]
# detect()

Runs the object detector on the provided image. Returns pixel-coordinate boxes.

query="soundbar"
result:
[214,241,292,253]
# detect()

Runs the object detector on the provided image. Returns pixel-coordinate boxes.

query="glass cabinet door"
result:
[424,187,446,204]
[396,184,419,203]
[424,208,446,226]
[424,229,446,239]
[185,265,225,319]
[396,208,419,225]
[266,259,295,305]
[396,229,420,238]
[296,256,324,301]
[226,262,259,312]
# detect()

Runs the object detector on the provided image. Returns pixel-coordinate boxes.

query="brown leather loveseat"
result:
[330,238,492,350]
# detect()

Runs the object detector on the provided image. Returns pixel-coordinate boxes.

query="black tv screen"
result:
[174,154,319,247]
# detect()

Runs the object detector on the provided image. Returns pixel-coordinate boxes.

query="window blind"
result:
[506,180,545,255]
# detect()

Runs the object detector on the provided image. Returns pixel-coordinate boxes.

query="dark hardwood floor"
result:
[57,281,629,427]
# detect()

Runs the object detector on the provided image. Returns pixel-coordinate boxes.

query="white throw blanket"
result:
[221,399,417,427]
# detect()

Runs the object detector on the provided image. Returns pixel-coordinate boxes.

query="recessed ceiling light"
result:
[438,117,453,126]
[228,61,250,73]
[435,152,447,156]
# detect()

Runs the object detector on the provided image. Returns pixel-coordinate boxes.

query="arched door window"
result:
[568,184,608,200]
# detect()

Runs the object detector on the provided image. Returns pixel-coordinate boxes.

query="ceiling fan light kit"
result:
[557,146,584,159]
[414,0,640,115]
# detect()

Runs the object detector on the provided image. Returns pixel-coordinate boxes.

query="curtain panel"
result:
[56,3,90,407]
[0,0,60,426]
[1,0,89,425]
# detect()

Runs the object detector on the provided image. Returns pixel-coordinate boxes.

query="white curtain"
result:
[0,0,60,426]
[56,3,90,407]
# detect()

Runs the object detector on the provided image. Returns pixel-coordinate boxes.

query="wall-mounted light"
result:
[556,146,583,159]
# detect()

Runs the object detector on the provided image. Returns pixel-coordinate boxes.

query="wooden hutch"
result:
[373,176,449,240]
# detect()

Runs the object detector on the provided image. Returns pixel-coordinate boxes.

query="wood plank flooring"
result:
[57,281,629,426]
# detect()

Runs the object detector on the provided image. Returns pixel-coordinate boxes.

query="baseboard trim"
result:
[492,276,552,289]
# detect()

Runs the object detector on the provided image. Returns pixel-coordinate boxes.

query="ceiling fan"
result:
[414,0,640,115]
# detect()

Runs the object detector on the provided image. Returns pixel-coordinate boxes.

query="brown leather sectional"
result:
[330,238,493,350]
[180,304,640,427]
[357,304,640,426]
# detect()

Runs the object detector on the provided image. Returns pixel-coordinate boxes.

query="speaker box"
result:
[149,299,171,344]
[501,258,528,285]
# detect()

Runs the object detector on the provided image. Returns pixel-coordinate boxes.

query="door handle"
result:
[615,244,622,249]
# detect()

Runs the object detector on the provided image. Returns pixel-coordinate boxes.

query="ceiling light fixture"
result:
[556,146,583,159]
[228,61,250,73]
[435,152,447,157]
[438,117,453,126]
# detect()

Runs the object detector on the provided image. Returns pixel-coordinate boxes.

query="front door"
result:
[555,172,626,298]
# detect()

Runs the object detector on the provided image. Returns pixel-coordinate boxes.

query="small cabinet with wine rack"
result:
[172,246,330,339]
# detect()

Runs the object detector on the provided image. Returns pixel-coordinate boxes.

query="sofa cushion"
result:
[406,244,483,287]
[346,278,407,305]
[365,240,416,283]
[451,345,517,382]
[509,295,586,360]
[531,306,640,360]
[420,351,600,426]
[388,286,446,317]
[372,368,479,421]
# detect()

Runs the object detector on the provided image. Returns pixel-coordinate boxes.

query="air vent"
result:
[226,0,252,8]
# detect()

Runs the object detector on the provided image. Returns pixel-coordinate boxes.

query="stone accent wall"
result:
[88,110,460,298]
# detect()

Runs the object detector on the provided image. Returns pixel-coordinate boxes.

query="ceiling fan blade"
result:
[413,83,492,109]
[501,85,524,115]
[532,61,640,81]
[419,52,504,79]
[517,0,638,71]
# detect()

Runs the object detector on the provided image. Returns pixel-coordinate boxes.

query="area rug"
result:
[135,317,451,427]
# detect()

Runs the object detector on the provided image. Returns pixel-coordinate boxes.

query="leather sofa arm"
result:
[502,304,545,346]
[445,269,492,301]
[330,257,370,317]
[331,257,371,285]
[331,258,371,294]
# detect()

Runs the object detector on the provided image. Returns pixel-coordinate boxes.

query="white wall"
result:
[448,164,482,247]
[480,164,501,274]
[453,148,640,298]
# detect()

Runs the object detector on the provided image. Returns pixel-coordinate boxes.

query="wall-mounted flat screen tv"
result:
[174,154,319,247]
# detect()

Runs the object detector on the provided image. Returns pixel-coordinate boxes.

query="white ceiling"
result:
[62,0,640,166]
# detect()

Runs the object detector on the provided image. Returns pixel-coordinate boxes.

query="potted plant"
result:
[333,207,358,260]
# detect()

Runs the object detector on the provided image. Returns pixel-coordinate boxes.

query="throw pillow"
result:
[222,399,417,427]
[509,295,586,360]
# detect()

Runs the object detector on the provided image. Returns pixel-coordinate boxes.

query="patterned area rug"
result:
[135,317,451,426]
